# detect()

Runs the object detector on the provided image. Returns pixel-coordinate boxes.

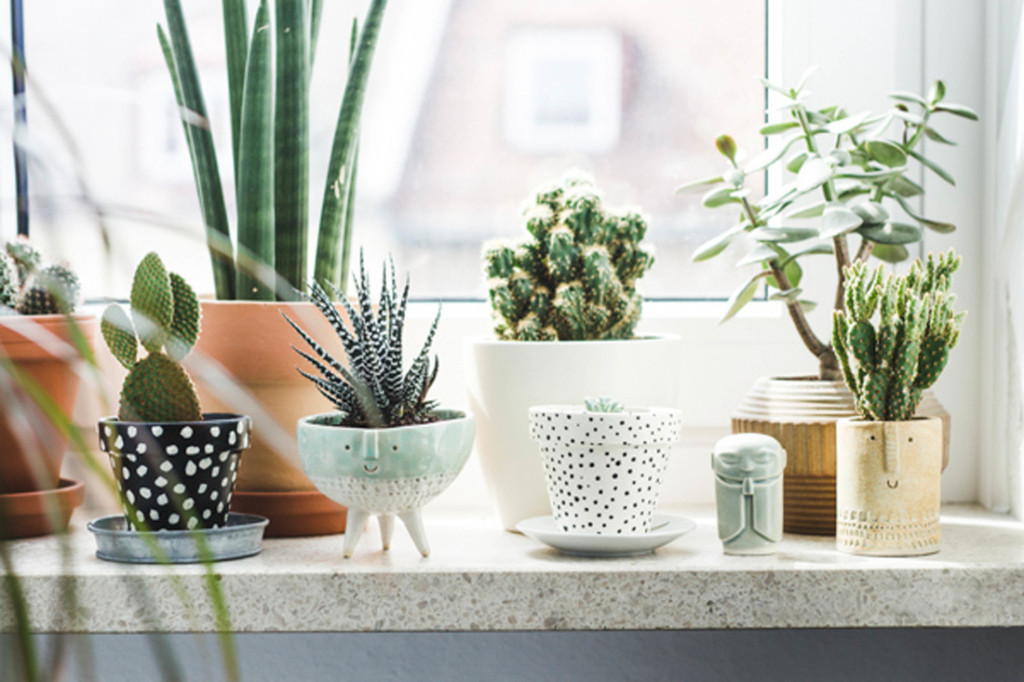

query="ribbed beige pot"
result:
[732,377,948,535]
[835,417,942,556]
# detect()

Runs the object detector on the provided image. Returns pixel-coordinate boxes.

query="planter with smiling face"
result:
[298,410,474,557]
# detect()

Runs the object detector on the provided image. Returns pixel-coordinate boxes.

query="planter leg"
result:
[343,508,369,558]
[379,514,395,551]
[399,509,430,557]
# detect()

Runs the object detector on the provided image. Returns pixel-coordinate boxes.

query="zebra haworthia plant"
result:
[584,397,625,413]
[101,253,203,423]
[832,250,965,422]
[679,71,977,380]
[285,254,442,429]
[159,0,387,301]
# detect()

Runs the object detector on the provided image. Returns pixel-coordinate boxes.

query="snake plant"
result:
[159,0,387,301]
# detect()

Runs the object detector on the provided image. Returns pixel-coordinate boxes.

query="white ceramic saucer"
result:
[516,514,696,557]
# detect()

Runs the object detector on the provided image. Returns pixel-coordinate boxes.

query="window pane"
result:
[12,0,766,300]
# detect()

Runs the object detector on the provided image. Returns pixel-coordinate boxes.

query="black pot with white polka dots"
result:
[529,405,682,535]
[97,413,252,531]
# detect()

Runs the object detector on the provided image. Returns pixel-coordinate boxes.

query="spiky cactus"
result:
[285,253,441,428]
[0,251,17,309]
[101,253,202,422]
[584,397,625,413]
[832,250,965,422]
[5,237,40,286]
[484,171,654,341]
[15,264,81,315]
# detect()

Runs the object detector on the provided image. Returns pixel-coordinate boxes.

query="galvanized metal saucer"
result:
[88,513,269,564]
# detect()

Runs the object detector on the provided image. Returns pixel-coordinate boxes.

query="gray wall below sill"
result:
[2,629,1023,681]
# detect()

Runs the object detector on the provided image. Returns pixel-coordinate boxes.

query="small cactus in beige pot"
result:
[832,250,964,556]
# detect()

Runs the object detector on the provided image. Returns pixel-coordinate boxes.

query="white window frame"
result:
[410,0,989,512]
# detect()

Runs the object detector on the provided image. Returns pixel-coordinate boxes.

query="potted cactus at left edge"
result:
[98,253,251,531]
[832,250,965,556]
[468,170,683,530]
[288,255,474,558]
[0,238,94,538]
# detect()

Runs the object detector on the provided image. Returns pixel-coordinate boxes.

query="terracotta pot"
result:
[192,301,346,536]
[0,478,84,539]
[0,314,97,494]
[835,417,942,556]
[732,376,949,535]
[468,335,683,531]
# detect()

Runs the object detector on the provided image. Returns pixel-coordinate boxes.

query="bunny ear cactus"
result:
[102,253,202,423]
[485,171,654,341]
[832,250,965,422]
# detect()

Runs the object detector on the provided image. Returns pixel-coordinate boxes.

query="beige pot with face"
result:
[835,417,942,556]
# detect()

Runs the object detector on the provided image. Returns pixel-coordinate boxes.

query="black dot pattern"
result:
[529,406,681,535]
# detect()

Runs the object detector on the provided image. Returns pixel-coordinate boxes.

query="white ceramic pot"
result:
[467,335,682,530]
[835,417,942,556]
[529,405,681,534]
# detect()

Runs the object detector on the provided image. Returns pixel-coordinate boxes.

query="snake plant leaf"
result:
[161,1,235,299]
[310,0,324,68]
[314,0,389,291]
[274,0,310,298]
[858,222,922,245]
[721,271,769,322]
[222,0,249,174]
[235,0,275,300]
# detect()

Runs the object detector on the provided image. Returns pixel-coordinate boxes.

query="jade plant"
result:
[832,250,965,422]
[285,253,441,429]
[679,72,977,379]
[101,252,202,422]
[484,171,654,341]
[584,397,624,413]
[159,0,387,301]
[0,237,80,315]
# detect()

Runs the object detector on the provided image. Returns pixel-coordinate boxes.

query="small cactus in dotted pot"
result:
[484,171,654,341]
[97,252,251,531]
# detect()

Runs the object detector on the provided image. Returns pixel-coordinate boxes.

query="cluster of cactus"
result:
[0,238,80,315]
[484,171,654,341]
[101,253,202,423]
[584,397,624,413]
[832,250,965,422]
[286,253,441,428]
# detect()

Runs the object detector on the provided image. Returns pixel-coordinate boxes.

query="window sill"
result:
[3,504,1020,633]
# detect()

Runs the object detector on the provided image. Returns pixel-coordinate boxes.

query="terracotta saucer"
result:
[230,490,346,537]
[0,478,85,539]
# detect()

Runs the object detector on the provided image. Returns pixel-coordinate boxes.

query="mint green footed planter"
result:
[297,410,474,558]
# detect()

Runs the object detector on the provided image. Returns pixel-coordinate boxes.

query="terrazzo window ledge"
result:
[1,504,1022,634]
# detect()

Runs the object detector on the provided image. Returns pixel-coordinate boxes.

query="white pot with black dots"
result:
[529,400,682,535]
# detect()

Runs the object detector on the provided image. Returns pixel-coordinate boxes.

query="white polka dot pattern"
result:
[529,406,681,535]
[98,413,251,532]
